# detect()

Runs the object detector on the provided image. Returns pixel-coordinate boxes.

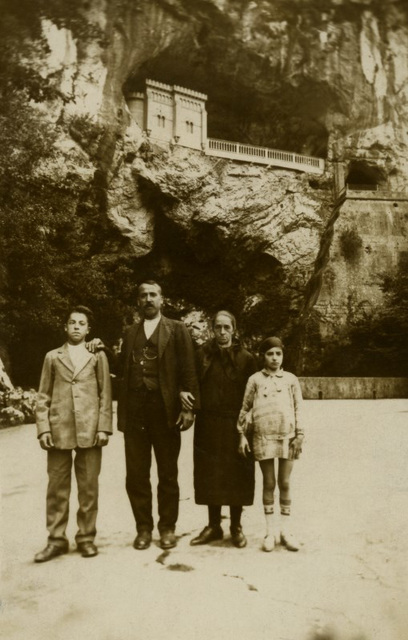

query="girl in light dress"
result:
[238,337,304,552]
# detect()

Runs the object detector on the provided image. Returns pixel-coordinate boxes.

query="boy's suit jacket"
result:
[36,343,112,449]
[116,315,200,431]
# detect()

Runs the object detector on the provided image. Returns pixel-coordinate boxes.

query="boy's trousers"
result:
[46,447,102,547]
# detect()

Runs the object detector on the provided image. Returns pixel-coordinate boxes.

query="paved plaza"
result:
[1,400,407,640]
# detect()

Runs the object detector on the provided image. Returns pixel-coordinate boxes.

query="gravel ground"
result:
[1,399,407,640]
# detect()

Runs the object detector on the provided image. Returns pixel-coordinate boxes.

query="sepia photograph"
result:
[1,1,407,639]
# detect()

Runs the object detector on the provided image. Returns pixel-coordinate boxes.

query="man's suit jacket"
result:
[116,315,200,431]
[36,343,113,449]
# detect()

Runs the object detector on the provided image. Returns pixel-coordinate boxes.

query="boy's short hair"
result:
[65,305,94,326]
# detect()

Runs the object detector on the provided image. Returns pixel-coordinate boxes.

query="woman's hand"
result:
[176,410,195,431]
[238,434,251,457]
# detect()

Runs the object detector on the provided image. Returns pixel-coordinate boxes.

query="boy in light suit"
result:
[34,306,112,562]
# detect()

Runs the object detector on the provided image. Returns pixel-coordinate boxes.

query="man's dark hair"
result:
[65,305,94,326]
[138,280,163,294]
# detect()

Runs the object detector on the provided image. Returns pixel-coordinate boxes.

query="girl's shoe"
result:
[262,535,275,552]
[280,532,300,551]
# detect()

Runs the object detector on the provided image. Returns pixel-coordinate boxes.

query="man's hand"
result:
[85,338,105,353]
[94,432,109,447]
[289,435,304,460]
[176,410,195,432]
[238,434,251,457]
[39,432,55,450]
[179,391,195,411]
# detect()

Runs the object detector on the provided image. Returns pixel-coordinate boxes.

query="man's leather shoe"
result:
[190,525,223,546]
[34,543,68,563]
[160,530,177,549]
[77,542,98,557]
[230,526,247,548]
[133,531,152,550]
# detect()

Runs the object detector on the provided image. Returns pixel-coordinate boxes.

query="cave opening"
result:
[130,176,297,338]
[131,177,247,317]
[346,160,386,191]
[140,216,247,317]
[123,29,333,158]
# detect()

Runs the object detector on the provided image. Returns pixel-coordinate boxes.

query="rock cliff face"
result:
[1,0,408,379]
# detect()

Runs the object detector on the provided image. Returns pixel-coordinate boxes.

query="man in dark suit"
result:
[116,281,199,550]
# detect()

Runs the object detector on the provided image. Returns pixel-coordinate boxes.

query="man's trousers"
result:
[46,447,102,548]
[124,389,181,534]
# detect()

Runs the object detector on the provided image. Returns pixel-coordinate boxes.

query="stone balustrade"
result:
[206,138,325,174]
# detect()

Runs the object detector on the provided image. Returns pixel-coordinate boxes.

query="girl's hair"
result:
[211,310,236,331]
[259,336,284,354]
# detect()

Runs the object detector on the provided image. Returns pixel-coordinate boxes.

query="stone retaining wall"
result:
[299,377,408,399]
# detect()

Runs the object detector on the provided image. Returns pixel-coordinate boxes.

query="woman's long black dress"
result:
[194,341,257,506]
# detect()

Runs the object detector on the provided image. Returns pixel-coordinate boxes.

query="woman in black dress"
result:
[190,311,257,548]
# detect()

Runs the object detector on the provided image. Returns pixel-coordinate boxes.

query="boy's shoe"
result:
[280,532,300,552]
[190,525,223,546]
[77,542,98,557]
[262,535,275,552]
[34,543,69,563]
[230,526,247,548]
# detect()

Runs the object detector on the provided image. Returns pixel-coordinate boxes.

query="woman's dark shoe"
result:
[230,526,247,548]
[190,525,223,546]
[34,543,68,563]
[133,531,152,550]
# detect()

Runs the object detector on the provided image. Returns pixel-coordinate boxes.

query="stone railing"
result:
[206,138,325,174]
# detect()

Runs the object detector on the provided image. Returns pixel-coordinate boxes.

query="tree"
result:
[0,3,137,385]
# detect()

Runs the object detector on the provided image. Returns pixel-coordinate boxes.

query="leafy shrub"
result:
[339,227,363,263]
[0,387,37,426]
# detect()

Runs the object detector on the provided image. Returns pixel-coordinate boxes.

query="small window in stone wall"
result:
[186,120,194,133]
[157,115,166,127]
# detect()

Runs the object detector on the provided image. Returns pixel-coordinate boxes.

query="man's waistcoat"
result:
[128,325,159,391]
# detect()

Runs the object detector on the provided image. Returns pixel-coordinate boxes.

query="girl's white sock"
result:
[264,508,279,541]
[280,514,291,536]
